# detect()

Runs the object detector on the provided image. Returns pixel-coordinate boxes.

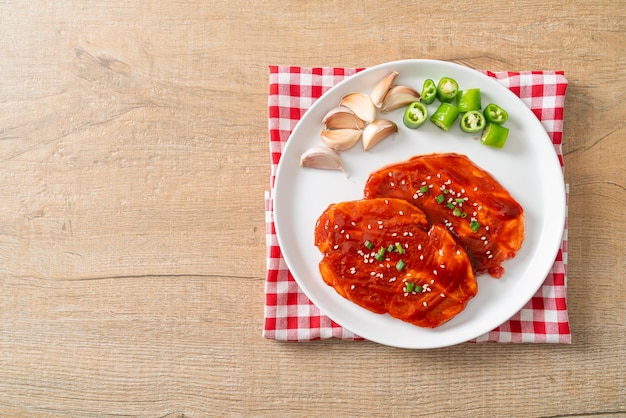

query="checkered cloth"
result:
[264,65,571,344]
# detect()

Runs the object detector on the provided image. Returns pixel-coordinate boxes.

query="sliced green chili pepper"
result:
[480,123,510,148]
[483,103,509,125]
[403,101,428,129]
[421,79,437,105]
[459,110,486,133]
[436,77,459,103]
[430,102,460,131]
[456,88,482,112]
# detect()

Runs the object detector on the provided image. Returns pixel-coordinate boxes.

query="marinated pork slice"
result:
[314,198,477,328]
[363,153,524,278]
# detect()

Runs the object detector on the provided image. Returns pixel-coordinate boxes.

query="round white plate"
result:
[273,59,565,349]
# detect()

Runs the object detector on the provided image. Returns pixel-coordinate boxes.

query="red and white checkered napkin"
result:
[263,65,571,344]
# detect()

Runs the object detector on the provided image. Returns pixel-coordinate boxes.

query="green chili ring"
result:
[460,110,486,133]
[430,102,460,131]
[480,123,510,148]
[483,103,509,125]
[420,79,437,105]
[436,77,459,103]
[403,101,428,129]
[457,88,482,112]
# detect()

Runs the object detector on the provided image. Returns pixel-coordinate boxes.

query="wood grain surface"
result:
[0,1,624,416]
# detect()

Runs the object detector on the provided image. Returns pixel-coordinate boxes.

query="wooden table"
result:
[1,1,624,416]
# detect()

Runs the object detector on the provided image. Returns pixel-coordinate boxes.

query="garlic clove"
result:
[322,106,366,130]
[380,85,422,112]
[339,92,376,124]
[370,70,399,108]
[362,119,398,151]
[300,146,344,171]
[320,128,362,151]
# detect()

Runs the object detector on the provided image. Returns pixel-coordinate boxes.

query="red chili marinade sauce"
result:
[314,197,477,328]
[363,153,525,278]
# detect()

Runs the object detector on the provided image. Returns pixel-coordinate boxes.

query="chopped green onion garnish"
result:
[396,259,406,271]
[414,285,423,292]
[364,240,373,250]
[443,189,449,194]
[406,282,414,292]
[461,212,468,218]
[419,185,429,193]
[456,198,465,203]
[453,207,462,217]
[446,202,455,210]
[436,194,445,204]
[395,243,405,254]
[470,220,481,233]
[375,247,386,261]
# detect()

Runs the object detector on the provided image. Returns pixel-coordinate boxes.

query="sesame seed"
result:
[433,269,438,275]
[351,284,355,290]
[388,172,392,177]
[484,241,488,245]
[437,173,441,179]
[423,301,428,307]
[333,245,339,250]
[473,187,478,191]
[398,210,403,215]
[419,255,424,260]
[440,264,446,269]
[378,225,383,229]
[440,293,445,298]
[377,220,383,224]
[430,279,435,284]
[346,234,350,239]
[426,176,431,180]
[488,254,493,259]
[368,224,372,229]
[461,188,465,194]
[392,232,397,237]
[413,194,418,199]
[439,249,444,256]
[481,236,487,240]
[351,221,356,226]
[385,199,389,204]
[390,182,395,187]
[485,226,490,231]
[404,293,409,297]
[418,244,422,250]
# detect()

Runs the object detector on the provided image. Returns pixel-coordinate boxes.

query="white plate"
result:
[273,59,565,349]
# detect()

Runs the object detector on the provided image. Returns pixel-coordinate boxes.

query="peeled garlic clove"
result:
[320,128,362,151]
[322,106,365,130]
[300,146,344,171]
[370,70,399,108]
[339,92,376,124]
[362,119,398,151]
[380,85,422,112]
